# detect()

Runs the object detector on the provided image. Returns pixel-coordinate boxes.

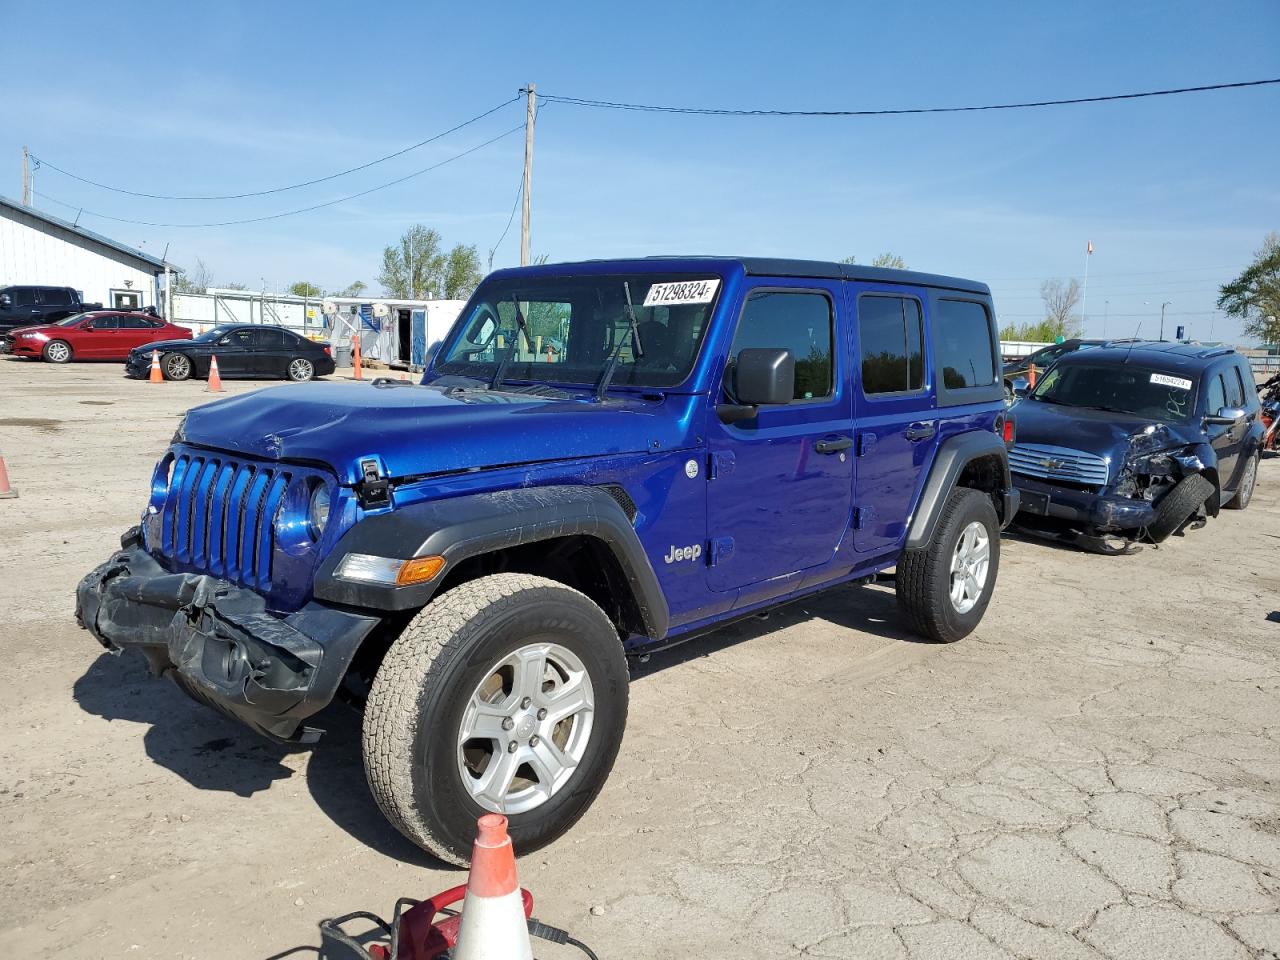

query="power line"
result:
[34,124,525,228]
[537,78,1279,117]
[31,96,521,201]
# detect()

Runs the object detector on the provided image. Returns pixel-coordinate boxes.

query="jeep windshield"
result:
[1030,362,1198,422]
[436,274,721,390]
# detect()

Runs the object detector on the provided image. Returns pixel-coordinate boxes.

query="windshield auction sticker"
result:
[643,279,720,307]
[1150,373,1193,390]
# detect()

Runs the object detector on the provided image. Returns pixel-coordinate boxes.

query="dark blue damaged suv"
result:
[77,257,1017,863]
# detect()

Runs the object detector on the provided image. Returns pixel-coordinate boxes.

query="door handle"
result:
[905,422,937,441]
[814,436,853,454]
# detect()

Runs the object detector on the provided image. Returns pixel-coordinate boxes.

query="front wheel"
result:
[362,573,629,865]
[1147,473,1215,541]
[42,340,72,364]
[895,488,1001,643]
[162,352,192,381]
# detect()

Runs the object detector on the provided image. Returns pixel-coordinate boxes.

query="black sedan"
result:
[126,324,336,382]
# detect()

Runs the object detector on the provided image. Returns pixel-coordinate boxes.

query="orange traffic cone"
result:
[1028,363,1038,388]
[206,355,224,393]
[452,814,533,960]
[352,335,363,381]
[149,349,164,384]
[0,450,17,499]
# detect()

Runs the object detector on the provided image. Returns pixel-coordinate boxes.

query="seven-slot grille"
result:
[1009,443,1111,487]
[161,452,292,590]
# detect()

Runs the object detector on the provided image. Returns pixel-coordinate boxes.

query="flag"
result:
[1087,241,1094,255]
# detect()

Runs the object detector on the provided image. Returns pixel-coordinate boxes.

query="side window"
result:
[92,315,119,330]
[223,328,255,348]
[43,288,73,306]
[13,288,37,307]
[117,315,148,329]
[255,328,285,349]
[1231,365,1251,409]
[936,300,996,389]
[859,295,924,395]
[1224,367,1245,408]
[1205,373,1227,414]
[729,291,833,400]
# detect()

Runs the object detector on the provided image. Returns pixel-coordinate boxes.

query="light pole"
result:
[1160,301,1171,341]
[1103,300,1109,339]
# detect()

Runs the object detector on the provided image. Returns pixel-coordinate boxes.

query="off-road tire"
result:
[42,340,72,363]
[1225,453,1258,510]
[895,487,1001,643]
[362,573,629,866]
[161,352,192,381]
[1147,473,1215,541]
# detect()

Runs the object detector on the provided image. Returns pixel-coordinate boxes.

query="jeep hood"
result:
[1013,399,1200,457]
[178,381,698,484]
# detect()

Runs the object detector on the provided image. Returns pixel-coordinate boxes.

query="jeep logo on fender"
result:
[663,543,703,564]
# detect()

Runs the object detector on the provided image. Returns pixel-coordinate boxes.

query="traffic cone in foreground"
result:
[206,355,224,393]
[452,814,533,960]
[148,350,163,384]
[0,450,17,499]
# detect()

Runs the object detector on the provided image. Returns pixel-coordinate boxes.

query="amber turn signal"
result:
[396,555,446,585]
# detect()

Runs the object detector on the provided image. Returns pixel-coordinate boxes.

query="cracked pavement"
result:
[1,361,1277,959]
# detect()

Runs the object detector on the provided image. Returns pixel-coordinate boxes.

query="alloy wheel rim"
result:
[168,356,190,378]
[290,359,313,381]
[456,641,595,815]
[949,520,991,614]
[1242,457,1256,502]
[47,343,69,362]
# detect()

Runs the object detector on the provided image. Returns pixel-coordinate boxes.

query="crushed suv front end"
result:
[75,444,379,741]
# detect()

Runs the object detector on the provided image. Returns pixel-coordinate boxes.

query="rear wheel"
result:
[362,573,629,865]
[1225,453,1258,510]
[162,353,192,381]
[896,488,1001,643]
[287,357,315,382]
[42,340,72,364]
[1147,473,1215,541]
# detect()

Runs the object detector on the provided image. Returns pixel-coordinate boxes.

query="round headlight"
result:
[308,484,331,538]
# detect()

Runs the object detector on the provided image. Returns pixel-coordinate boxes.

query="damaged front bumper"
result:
[1013,475,1157,532]
[76,535,379,742]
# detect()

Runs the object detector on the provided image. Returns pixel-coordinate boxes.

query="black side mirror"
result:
[718,347,794,423]
[1011,376,1030,398]
[0,295,10,309]
[82,322,93,331]
[1205,405,1246,426]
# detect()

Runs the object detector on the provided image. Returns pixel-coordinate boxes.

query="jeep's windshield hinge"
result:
[356,458,391,509]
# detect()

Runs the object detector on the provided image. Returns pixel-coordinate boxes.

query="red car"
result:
[0,310,192,363]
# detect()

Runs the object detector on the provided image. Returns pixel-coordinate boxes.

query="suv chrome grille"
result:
[1009,443,1111,487]
[161,453,291,590]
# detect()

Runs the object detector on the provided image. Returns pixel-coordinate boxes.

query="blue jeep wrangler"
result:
[77,257,1017,863]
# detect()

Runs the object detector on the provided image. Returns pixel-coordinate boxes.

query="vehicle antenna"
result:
[1124,322,1142,364]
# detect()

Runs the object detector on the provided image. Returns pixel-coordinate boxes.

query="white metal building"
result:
[0,195,177,310]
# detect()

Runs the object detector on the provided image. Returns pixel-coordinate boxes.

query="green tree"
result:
[288,281,323,298]
[337,281,367,298]
[378,225,445,299]
[838,255,858,264]
[171,258,214,294]
[871,252,906,269]
[1218,232,1280,344]
[443,244,483,299]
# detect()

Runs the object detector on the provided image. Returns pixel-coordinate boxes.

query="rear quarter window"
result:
[932,296,1003,406]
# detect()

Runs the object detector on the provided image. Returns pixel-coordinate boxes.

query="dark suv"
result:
[1009,343,1263,552]
[77,257,1018,863]
[0,285,98,331]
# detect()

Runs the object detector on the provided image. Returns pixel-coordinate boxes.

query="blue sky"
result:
[4,0,1278,343]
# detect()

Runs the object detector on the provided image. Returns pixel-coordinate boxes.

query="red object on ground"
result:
[206,355,224,392]
[4,310,191,362]
[0,450,18,499]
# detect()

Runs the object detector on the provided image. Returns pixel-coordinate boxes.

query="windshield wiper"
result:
[490,295,531,390]
[594,281,644,402]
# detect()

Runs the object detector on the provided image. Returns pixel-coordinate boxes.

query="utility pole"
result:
[1160,301,1171,341]
[520,83,536,267]
[21,147,31,206]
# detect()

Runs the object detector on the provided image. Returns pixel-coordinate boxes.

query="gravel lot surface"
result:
[1,359,1277,959]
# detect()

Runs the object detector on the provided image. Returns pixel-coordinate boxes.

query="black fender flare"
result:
[904,431,1015,550]
[313,484,670,639]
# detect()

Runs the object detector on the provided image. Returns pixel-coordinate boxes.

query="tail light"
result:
[1001,416,1015,444]
[323,345,332,357]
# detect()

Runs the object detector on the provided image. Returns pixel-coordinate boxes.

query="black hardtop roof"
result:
[495,256,990,295]
[1058,341,1236,371]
